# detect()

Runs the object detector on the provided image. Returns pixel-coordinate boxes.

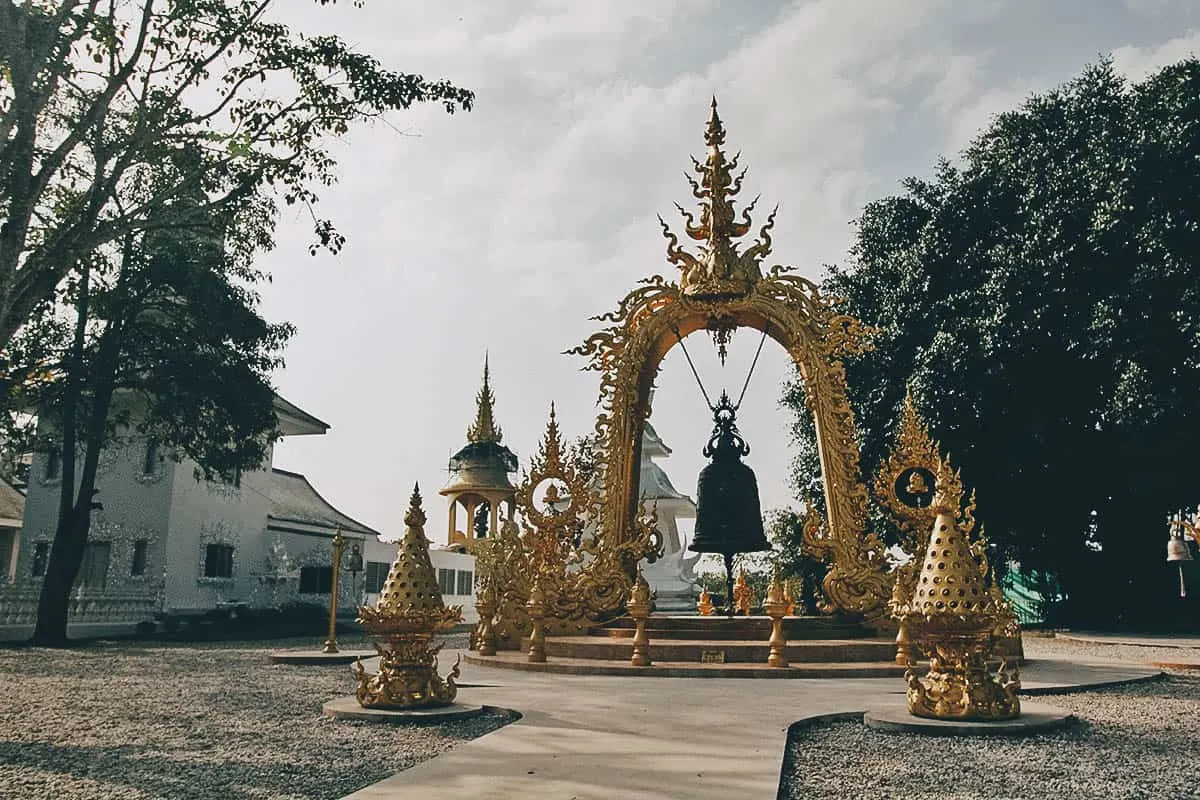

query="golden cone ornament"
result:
[898,511,1020,720]
[353,484,463,709]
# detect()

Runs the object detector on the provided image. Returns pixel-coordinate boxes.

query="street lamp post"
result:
[323,526,347,654]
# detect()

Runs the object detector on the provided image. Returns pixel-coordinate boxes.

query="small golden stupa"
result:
[696,587,715,616]
[353,484,464,709]
[897,510,1020,720]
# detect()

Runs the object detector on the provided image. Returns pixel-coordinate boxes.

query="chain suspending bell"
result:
[672,325,772,616]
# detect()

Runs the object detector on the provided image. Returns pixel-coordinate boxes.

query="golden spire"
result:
[374,483,449,615]
[658,97,778,298]
[466,353,503,444]
[535,402,564,473]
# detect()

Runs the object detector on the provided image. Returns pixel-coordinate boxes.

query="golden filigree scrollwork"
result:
[659,97,777,300]
[565,99,893,628]
[473,405,663,648]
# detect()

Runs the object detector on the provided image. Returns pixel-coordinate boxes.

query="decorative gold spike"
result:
[466,353,503,444]
[658,97,777,299]
[353,483,463,709]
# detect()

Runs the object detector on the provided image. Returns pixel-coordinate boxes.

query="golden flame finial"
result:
[467,353,503,444]
[535,402,564,473]
[658,97,778,299]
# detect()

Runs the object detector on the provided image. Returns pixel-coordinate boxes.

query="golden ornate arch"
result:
[567,100,892,624]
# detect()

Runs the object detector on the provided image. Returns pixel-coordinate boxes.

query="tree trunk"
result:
[30,505,88,646]
[29,255,122,647]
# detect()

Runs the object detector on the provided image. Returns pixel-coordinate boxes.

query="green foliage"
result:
[0,0,473,359]
[783,57,1200,628]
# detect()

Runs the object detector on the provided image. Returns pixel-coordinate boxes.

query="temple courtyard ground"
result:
[0,632,1195,799]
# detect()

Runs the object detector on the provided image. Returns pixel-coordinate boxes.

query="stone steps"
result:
[463,651,907,679]
[592,615,868,641]
[518,635,897,664]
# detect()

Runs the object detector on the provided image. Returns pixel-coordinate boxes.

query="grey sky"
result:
[257,0,1200,540]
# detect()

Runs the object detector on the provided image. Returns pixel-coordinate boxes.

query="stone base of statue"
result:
[865,701,1070,736]
[323,695,484,723]
[642,553,700,613]
[904,618,1020,721]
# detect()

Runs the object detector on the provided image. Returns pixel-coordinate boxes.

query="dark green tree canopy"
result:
[784,58,1200,627]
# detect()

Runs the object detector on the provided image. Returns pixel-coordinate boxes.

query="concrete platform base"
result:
[322,696,485,723]
[864,701,1074,736]
[268,650,374,665]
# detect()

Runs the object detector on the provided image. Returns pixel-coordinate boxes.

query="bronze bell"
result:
[690,392,771,612]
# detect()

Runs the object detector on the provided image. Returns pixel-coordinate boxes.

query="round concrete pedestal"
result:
[268,650,374,665]
[322,696,485,723]
[864,702,1074,736]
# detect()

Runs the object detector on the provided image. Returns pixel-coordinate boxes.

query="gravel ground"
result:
[0,633,510,800]
[781,636,1200,800]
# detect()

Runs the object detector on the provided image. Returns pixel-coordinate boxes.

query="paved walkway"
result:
[1054,631,1200,649]
[341,652,1161,800]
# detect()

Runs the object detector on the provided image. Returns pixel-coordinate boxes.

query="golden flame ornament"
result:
[732,567,753,615]
[353,484,463,709]
[896,510,1020,720]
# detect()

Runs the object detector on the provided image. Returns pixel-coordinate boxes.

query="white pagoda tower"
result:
[637,418,700,612]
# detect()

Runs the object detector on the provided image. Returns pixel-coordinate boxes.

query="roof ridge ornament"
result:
[658,97,778,299]
[467,353,503,444]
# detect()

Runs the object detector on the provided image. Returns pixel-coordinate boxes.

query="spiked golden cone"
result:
[360,484,461,634]
[910,510,989,618]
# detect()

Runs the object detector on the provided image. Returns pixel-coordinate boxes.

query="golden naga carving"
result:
[874,391,1022,656]
[354,485,462,709]
[566,99,893,628]
[473,405,663,648]
[895,510,1020,720]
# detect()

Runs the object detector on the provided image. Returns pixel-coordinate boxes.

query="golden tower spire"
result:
[658,97,779,299]
[467,353,503,444]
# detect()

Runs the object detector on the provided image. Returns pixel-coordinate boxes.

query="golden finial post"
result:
[763,566,789,667]
[474,583,498,657]
[627,568,653,667]
[526,574,548,663]
[322,525,347,654]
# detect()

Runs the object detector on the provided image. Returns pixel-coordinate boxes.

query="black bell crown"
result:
[690,392,771,557]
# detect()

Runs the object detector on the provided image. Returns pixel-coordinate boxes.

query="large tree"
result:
[21,167,291,645]
[0,0,473,361]
[784,58,1200,628]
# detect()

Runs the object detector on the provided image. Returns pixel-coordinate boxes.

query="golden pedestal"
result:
[353,485,464,710]
[628,570,653,667]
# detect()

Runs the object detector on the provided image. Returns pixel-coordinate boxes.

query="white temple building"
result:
[0,394,478,640]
